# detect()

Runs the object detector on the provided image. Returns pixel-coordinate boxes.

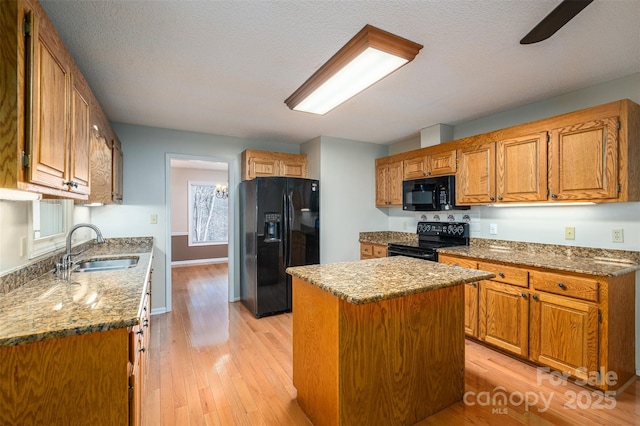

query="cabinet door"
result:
[68,78,91,195]
[529,292,598,382]
[247,155,280,179]
[88,128,112,204]
[387,161,403,206]
[280,156,307,178]
[112,139,124,203]
[497,132,547,202]
[456,143,496,204]
[27,10,70,190]
[427,149,457,176]
[375,163,389,207]
[479,280,529,357]
[403,156,427,180]
[464,282,479,337]
[548,117,618,201]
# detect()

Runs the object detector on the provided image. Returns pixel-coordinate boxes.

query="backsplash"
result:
[0,237,154,295]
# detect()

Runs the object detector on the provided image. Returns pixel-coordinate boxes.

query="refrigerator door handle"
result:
[287,194,294,267]
[282,193,289,267]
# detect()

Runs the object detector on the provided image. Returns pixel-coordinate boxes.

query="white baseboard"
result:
[151,307,167,315]
[171,257,228,267]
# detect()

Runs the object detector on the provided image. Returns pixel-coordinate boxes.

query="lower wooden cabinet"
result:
[529,292,599,383]
[438,253,635,392]
[0,284,151,426]
[360,243,387,259]
[479,280,529,357]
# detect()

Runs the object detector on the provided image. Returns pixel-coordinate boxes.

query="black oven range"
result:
[387,221,470,261]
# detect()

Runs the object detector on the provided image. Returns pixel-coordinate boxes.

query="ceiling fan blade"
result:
[520,0,594,45]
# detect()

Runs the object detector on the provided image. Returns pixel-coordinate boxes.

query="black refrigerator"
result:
[239,177,320,318]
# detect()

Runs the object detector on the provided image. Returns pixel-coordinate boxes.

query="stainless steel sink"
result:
[73,257,139,272]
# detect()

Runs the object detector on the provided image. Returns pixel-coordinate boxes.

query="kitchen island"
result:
[286,256,495,426]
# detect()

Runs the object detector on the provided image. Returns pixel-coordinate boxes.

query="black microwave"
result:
[402,175,469,211]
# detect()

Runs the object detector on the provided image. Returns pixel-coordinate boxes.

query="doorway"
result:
[165,154,234,312]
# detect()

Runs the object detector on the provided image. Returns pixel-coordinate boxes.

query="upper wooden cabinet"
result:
[112,137,124,203]
[548,117,618,201]
[375,158,403,207]
[457,142,496,204]
[403,149,457,180]
[0,0,120,200]
[457,132,547,205]
[377,99,639,207]
[241,149,307,180]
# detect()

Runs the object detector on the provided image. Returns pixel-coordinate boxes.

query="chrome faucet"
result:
[60,223,105,270]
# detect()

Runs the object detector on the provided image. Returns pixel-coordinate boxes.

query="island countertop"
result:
[0,238,153,347]
[286,256,495,305]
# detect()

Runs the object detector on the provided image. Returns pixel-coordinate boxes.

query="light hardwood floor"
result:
[144,264,640,425]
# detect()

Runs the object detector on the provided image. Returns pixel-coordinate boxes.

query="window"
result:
[28,199,73,258]
[188,181,228,246]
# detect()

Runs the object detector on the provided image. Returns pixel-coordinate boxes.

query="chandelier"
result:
[215,184,229,199]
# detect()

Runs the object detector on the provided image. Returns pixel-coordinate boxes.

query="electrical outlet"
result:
[612,228,624,243]
[564,227,575,240]
[150,214,158,224]
[489,223,498,235]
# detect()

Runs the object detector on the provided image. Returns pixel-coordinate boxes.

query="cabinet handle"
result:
[558,283,566,289]
[143,320,149,327]
[532,294,539,300]
[64,180,78,188]
[498,272,505,278]
[427,171,432,176]
[139,347,145,353]
[489,196,495,202]
[136,330,143,336]
[146,290,152,296]
[551,193,558,199]
[497,196,503,201]
[472,282,477,287]
[521,293,527,298]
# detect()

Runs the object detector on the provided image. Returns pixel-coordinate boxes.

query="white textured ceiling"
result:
[40,0,640,145]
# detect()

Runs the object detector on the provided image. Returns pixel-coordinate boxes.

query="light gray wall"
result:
[90,123,299,312]
[388,133,418,155]
[314,136,389,263]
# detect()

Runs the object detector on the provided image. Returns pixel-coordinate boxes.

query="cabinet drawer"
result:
[531,271,598,302]
[373,245,387,257]
[360,244,373,257]
[439,255,477,270]
[478,261,529,287]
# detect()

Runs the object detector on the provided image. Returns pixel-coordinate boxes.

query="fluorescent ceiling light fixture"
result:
[285,25,422,115]
[489,202,596,207]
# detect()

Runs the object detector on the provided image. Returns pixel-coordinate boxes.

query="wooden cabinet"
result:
[439,255,478,336]
[457,132,547,205]
[112,137,124,203]
[360,243,387,259]
[457,143,496,204]
[479,280,529,357]
[0,0,120,200]
[0,270,152,425]
[24,4,91,197]
[241,149,307,180]
[83,109,124,205]
[548,117,619,201]
[529,292,598,383]
[375,158,403,206]
[441,253,636,392]
[403,149,457,180]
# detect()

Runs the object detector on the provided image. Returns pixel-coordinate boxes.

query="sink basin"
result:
[73,257,139,272]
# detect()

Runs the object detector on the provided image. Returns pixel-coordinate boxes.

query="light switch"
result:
[489,224,498,235]
[150,214,158,224]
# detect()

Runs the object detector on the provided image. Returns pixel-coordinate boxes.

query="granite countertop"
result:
[286,256,495,305]
[0,238,153,347]
[438,240,640,277]
[359,231,417,246]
